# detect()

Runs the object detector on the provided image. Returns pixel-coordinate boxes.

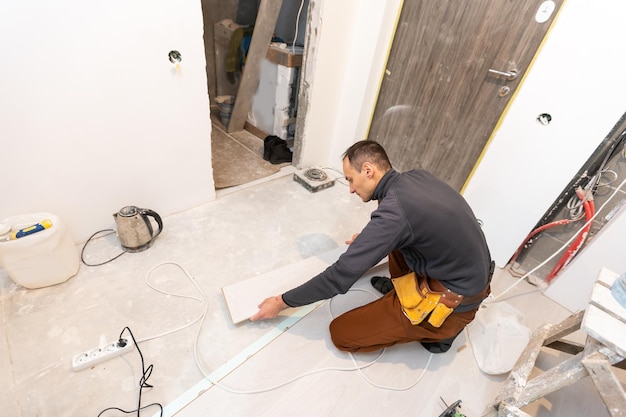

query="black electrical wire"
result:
[81,229,127,266]
[96,326,163,417]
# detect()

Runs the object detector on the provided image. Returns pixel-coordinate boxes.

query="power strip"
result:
[71,338,134,371]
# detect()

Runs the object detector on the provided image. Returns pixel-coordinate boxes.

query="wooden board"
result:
[582,357,626,417]
[227,0,284,132]
[265,44,303,67]
[222,246,387,324]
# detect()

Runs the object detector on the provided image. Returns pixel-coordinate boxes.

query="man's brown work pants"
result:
[329,250,480,353]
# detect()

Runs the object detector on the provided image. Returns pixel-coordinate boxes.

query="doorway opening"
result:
[200,0,308,190]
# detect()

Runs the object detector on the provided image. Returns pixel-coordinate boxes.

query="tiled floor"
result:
[1,136,620,417]
[210,117,290,189]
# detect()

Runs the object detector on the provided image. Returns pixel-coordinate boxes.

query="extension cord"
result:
[71,338,133,371]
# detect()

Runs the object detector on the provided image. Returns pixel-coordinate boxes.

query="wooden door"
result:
[367,0,563,190]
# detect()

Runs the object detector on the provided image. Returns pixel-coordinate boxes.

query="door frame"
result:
[293,0,404,170]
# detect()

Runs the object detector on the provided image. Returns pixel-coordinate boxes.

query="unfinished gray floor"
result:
[1,167,618,417]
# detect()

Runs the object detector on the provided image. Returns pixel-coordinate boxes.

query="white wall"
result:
[463,0,626,267]
[297,0,402,170]
[0,0,214,243]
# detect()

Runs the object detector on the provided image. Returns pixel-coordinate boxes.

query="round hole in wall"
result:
[537,113,552,126]
[168,50,182,64]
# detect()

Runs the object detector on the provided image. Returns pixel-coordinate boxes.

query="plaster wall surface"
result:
[0,0,215,243]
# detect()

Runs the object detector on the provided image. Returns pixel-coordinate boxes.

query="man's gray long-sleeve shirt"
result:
[282,169,491,312]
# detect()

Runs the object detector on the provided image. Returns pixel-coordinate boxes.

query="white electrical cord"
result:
[138,262,207,344]
[320,166,349,186]
[327,287,433,391]
[485,176,626,303]
[140,261,210,385]
[291,0,306,53]
[140,262,432,394]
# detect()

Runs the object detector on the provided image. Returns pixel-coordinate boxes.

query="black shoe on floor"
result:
[263,135,280,161]
[421,332,460,353]
[370,276,394,294]
[269,138,292,164]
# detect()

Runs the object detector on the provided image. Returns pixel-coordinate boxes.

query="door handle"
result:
[488,68,518,81]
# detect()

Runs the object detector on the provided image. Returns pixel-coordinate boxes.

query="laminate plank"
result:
[223,246,347,323]
[222,246,388,324]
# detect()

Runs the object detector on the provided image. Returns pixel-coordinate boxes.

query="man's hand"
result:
[345,233,359,245]
[250,295,288,321]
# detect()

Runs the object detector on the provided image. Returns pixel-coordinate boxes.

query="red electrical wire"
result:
[509,218,573,267]
[545,188,595,283]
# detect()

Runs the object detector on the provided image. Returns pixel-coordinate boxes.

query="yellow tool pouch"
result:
[391,272,457,327]
[428,302,454,328]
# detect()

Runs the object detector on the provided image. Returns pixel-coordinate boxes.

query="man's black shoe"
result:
[421,332,460,353]
[263,135,280,161]
[269,138,292,164]
[370,276,394,294]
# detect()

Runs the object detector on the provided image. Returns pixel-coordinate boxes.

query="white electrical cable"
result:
[137,262,207,344]
[319,166,349,186]
[209,349,386,395]
[486,175,626,303]
[140,263,432,394]
[140,261,210,386]
[327,288,433,391]
[291,0,306,53]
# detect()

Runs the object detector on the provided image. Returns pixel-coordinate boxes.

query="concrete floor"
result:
[1,149,619,416]
[0,167,378,416]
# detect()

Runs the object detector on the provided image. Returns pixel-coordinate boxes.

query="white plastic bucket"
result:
[0,212,79,289]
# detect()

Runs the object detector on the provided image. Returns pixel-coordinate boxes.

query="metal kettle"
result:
[113,206,163,253]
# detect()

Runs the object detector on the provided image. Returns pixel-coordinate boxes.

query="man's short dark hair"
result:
[342,140,392,172]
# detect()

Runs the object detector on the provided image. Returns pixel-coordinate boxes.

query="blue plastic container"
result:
[611,273,626,308]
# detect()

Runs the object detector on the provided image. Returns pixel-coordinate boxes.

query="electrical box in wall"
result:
[293,168,335,193]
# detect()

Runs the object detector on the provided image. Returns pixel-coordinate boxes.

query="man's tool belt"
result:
[391,272,464,327]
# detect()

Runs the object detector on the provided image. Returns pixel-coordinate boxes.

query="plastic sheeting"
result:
[467,302,531,375]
